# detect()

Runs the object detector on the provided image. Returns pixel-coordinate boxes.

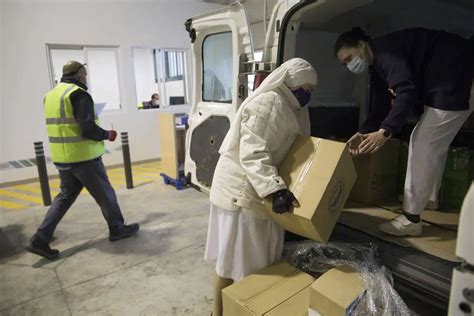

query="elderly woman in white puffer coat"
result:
[204,58,318,316]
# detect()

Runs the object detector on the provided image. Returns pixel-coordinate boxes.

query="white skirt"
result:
[204,203,285,281]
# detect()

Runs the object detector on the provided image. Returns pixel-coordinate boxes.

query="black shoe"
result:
[109,223,140,241]
[26,234,59,259]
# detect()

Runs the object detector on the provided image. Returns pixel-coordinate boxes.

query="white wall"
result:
[0,0,223,183]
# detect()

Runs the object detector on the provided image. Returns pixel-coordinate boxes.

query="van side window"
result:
[202,32,232,103]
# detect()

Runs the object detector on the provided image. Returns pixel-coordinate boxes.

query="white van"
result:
[183,0,474,313]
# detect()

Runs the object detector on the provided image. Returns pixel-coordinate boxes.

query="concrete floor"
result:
[0,181,214,315]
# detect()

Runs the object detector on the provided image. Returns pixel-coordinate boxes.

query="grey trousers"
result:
[36,158,125,242]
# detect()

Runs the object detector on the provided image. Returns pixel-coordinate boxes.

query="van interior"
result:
[285,0,474,141]
[270,0,473,313]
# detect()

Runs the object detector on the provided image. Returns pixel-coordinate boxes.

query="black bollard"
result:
[121,132,134,189]
[34,142,52,206]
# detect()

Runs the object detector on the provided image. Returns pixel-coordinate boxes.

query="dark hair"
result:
[151,93,159,99]
[334,27,371,55]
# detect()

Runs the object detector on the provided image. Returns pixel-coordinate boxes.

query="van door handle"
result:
[238,84,246,99]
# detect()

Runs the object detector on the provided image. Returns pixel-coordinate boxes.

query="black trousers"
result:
[36,158,125,242]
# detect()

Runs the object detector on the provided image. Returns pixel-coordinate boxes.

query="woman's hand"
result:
[346,132,365,156]
[358,129,389,154]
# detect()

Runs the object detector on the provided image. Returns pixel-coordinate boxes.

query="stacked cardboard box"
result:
[222,262,315,316]
[223,263,365,316]
[349,139,400,204]
[309,266,365,316]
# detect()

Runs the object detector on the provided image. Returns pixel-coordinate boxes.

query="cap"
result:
[62,60,86,76]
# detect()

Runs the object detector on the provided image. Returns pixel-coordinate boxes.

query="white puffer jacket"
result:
[209,85,309,219]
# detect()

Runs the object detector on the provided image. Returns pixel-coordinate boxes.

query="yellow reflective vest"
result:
[44,83,105,163]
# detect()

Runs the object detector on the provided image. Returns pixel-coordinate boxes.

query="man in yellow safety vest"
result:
[27,61,139,259]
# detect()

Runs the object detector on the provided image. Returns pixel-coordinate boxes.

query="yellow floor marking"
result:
[138,162,161,167]
[131,166,161,172]
[0,162,162,210]
[108,169,161,178]
[0,189,43,204]
[103,165,162,175]
[13,184,43,194]
[0,199,28,209]
[107,171,160,180]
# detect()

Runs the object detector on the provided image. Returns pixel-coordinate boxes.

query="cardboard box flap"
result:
[244,270,314,314]
[310,265,365,315]
[223,262,296,302]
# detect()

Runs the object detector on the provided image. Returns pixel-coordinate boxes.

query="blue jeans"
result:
[36,158,124,242]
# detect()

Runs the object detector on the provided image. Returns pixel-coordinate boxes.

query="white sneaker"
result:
[379,214,422,237]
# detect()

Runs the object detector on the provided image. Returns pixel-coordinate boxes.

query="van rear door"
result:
[184,3,254,192]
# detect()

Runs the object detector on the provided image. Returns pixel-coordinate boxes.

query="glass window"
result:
[202,32,233,103]
[47,45,122,111]
[164,51,185,82]
[85,48,121,111]
[248,50,263,95]
[49,48,84,85]
[132,47,189,109]
[161,49,188,106]
[133,47,161,110]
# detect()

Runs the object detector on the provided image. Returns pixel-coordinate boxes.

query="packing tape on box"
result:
[308,308,321,316]
[293,139,321,198]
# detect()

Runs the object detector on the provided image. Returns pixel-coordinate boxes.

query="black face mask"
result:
[292,87,311,107]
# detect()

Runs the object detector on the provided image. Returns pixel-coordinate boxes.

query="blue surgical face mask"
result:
[292,87,312,107]
[347,55,368,74]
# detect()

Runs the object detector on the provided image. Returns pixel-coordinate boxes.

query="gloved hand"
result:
[108,130,117,142]
[272,189,299,214]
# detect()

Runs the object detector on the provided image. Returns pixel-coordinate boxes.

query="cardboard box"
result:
[349,139,399,204]
[265,136,357,243]
[222,262,315,316]
[308,308,321,316]
[310,265,365,316]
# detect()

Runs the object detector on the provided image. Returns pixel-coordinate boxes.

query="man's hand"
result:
[358,129,389,155]
[272,189,299,214]
[346,132,365,156]
[108,130,117,142]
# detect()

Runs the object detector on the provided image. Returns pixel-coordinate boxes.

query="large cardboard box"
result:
[309,265,365,316]
[222,262,315,316]
[349,139,399,204]
[265,136,357,243]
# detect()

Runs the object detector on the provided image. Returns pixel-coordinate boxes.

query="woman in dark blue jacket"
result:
[335,27,473,237]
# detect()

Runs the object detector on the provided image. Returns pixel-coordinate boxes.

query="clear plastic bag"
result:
[283,241,414,316]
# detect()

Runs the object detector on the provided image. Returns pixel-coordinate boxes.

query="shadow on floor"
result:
[0,225,28,260]
[31,220,175,268]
